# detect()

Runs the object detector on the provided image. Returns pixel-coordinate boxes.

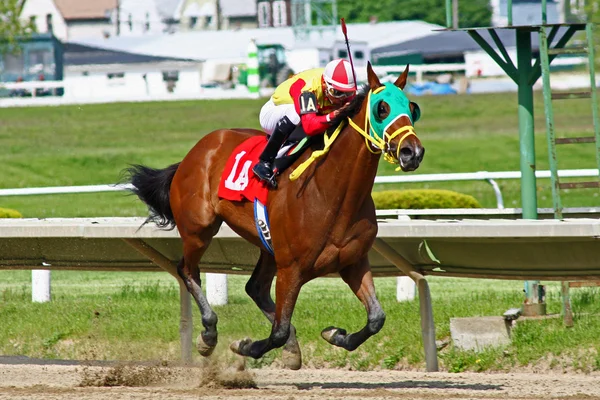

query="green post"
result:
[516,29,542,315]
[507,0,513,26]
[246,38,259,98]
[445,0,452,28]
[516,31,538,220]
[542,0,547,24]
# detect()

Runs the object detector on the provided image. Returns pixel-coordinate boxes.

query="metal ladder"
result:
[538,23,600,326]
[539,23,600,217]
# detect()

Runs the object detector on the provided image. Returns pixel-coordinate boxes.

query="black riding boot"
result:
[253,116,296,188]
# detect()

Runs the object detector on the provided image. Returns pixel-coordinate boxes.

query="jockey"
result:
[252,58,357,187]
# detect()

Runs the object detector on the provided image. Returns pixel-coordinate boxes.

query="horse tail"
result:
[125,163,180,229]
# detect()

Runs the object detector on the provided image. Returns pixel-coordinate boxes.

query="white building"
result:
[74,20,439,83]
[116,0,180,36]
[20,0,117,42]
[176,0,259,31]
[63,42,204,99]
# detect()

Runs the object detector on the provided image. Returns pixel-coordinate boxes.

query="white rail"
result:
[1,169,597,209]
[2,169,596,306]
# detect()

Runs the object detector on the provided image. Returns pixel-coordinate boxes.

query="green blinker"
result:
[369,82,418,140]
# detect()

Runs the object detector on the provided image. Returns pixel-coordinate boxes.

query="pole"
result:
[452,0,459,28]
[516,30,538,220]
[396,276,416,302]
[206,273,228,305]
[516,29,543,315]
[32,270,51,302]
[246,38,259,98]
[115,0,121,36]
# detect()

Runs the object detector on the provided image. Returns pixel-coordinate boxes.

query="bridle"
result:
[347,85,417,167]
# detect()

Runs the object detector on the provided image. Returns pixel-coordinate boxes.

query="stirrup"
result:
[253,163,278,189]
[265,174,278,189]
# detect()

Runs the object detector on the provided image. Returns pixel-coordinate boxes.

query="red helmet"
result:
[323,59,356,103]
[323,59,356,91]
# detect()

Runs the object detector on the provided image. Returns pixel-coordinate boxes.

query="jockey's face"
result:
[323,79,355,105]
[326,86,356,105]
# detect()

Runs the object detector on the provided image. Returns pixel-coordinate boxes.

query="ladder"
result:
[539,23,600,218]
[538,23,600,327]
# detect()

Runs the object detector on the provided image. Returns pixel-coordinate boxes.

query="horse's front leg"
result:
[177,236,219,357]
[230,266,302,360]
[321,256,386,351]
[244,252,302,369]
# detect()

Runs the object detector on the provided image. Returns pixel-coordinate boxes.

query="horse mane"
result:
[327,84,369,133]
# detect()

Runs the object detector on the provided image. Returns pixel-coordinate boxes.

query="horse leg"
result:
[244,252,302,370]
[321,257,386,351]
[231,266,302,360]
[177,235,219,357]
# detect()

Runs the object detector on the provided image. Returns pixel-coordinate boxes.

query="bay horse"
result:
[126,62,424,369]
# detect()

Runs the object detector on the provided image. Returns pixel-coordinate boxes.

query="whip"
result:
[340,18,358,91]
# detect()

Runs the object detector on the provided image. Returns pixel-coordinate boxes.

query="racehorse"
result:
[126,62,424,369]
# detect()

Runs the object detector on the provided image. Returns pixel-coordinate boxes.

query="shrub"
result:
[372,189,482,209]
[0,207,22,218]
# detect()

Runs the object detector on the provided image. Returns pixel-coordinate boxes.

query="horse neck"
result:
[324,105,381,205]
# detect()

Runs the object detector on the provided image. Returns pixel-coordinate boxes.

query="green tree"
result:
[1,0,35,52]
[338,0,491,28]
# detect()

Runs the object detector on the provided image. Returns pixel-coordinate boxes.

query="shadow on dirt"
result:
[294,380,503,391]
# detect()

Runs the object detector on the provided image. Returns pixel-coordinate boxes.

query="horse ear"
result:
[366,61,382,90]
[394,64,410,89]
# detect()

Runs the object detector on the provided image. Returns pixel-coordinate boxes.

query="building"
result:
[63,42,203,97]
[256,0,291,28]
[0,33,63,83]
[20,0,117,41]
[175,0,259,31]
[490,0,586,27]
[74,20,438,84]
[116,0,180,36]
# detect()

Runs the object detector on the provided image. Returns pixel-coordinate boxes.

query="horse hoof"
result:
[229,337,252,356]
[282,347,302,370]
[321,326,347,345]
[197,334,216,357]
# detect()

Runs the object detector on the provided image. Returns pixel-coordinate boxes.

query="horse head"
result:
[348,62,425,172]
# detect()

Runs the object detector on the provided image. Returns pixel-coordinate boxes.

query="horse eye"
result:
[376,101,390,121]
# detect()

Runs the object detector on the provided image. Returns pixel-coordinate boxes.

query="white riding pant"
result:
[259,98,301,136]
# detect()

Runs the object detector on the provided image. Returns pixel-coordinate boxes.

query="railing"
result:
[0,80,65,97]
[2,168,597,209]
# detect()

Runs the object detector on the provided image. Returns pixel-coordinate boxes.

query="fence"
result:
[1,168,598,209]
[2,167,599,306]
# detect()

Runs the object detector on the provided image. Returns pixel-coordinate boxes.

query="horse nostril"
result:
[418,147,425,162]
[400,147,413,160]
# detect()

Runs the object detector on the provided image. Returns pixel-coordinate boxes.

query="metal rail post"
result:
[372,238,438,372]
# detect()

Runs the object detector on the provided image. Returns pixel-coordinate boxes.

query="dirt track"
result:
[1,361,600,400]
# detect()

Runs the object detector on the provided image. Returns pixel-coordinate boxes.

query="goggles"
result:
[325,83,355,99]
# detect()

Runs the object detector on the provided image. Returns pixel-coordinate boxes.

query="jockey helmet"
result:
[323,59,356,102]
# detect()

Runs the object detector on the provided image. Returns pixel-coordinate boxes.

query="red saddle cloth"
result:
[218,135,269,204]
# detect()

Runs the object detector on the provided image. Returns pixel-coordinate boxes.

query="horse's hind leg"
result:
[244,252,302,370]
[230,266,302,360]
[177,231,220,357]
[321,256,386,351]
